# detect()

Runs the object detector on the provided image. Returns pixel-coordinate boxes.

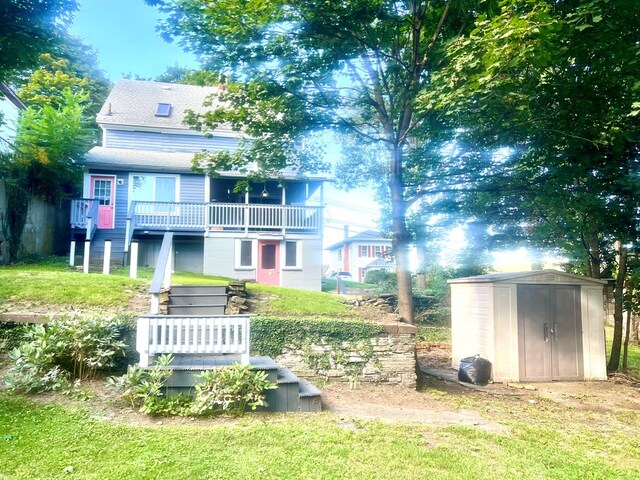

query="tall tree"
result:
[147,0,486,323]
[0,0,78,82]
[428,0,640,369]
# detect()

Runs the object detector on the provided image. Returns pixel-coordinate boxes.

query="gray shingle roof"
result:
[85,146,331,180]
[96,79,235,134]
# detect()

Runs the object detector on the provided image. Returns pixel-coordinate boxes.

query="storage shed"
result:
[449,270,607,382]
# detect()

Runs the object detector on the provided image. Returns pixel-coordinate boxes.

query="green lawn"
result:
[0,258,146,310]
[1,392,639,479]
[0,258,355,317]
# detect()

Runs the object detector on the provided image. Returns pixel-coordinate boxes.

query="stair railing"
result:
[149,232,174,314]
[136,314,252,367]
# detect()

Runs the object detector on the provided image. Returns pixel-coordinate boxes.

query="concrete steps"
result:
[160,355,322,413]
[168,285,227,315]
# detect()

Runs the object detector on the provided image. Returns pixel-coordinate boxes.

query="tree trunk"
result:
[390,145,414,323]
[607,244,627,372]
[622,307,631,371]
[631,313,639,344]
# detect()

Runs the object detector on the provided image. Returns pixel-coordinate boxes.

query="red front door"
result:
[257,241,280,286]
[90,176,115,229]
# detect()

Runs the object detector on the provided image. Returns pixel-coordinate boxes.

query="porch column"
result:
[69,240,76,267]
[129,241,139,279]
[244,189,250,235]
[83,241,90,274]
[102,239,111,275]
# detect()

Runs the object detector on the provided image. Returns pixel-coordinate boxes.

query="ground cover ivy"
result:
[251,317,385,385]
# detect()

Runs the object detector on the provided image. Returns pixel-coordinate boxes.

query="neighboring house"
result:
[325,227,394,282]
[0,82,26,152]
[70,80,327,290]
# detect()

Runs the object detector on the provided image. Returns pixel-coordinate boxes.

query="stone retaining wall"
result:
[275,323,418,388]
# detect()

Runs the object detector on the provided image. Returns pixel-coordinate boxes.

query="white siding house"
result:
[325,228,394,282]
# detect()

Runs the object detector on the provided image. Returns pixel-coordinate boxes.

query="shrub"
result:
[106,354,176,414]
[0,322,29,352]
[191,364,276,415]
[3,315,129,393]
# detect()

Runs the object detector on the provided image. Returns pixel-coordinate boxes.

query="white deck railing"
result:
[136,314,252,367]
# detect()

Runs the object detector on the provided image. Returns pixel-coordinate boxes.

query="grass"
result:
[605,326,640,376]
[321,278,376,293]
[0,257,356,317]
[1,392,639,479]
[0,258,146,310]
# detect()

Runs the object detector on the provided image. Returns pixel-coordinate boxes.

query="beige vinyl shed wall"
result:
[449,270,607,382]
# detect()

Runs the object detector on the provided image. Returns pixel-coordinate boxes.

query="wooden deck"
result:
[161,355,277,371]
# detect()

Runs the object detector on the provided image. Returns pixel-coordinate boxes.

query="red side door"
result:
[257,241,280,286]
[90,176,115,229]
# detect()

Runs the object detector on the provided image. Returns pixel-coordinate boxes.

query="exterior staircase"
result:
[168,285,228,315]
[164,355,322,412]
[141,282,323,412]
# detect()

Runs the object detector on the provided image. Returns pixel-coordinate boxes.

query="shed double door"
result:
[517,285,583,382]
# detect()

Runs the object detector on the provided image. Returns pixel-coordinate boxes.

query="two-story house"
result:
[325,228,394,282]
[70,80,326,290]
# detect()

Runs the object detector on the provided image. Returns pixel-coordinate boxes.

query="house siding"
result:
[282,238,322,290]
[180,174,205,203]
[104,129,239,153]
[203,237,256,281]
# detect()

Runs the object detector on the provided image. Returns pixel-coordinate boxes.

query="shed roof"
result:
[96,79,236,135]
[447,269,607,286]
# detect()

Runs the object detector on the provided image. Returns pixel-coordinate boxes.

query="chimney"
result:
[343,225,349,240]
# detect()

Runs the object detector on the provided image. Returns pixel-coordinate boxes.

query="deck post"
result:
[163,241,173,290]
[103,239,111,275]
[136,316,151,367]
[69,240,76,267]
[83,241,90,274]
[129,241,138,279]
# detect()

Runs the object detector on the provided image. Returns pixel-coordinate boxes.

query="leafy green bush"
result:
[364,269,397,288]
[3,316,129,393]
[107,354,175,414]
[0,322,29,352]
[192,364,276,415]
[108,357,276,416]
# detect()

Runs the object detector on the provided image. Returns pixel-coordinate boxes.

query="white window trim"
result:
[234,238,257,270]
[127,172,181,209]
[282,240,303,270]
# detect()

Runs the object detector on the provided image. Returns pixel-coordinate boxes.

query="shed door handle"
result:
[544,323,549,342]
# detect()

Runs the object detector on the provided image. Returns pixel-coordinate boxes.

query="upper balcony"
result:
[70,199,323,248]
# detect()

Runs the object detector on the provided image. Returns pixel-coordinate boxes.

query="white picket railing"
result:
[134,202,206,230]
[136,314,252,367]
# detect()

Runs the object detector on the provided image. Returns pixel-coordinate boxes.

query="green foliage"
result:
[192,364,276,415]
[107,354,174,413]
[0,322,28,352]
[251,316,384,359]
[251,316,383,384]
[3,316,129,393]
[364,270,397,292]
[0,0,77,81]
[15,88,93,202]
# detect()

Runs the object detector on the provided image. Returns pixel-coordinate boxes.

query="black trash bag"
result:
[458,355,492,386]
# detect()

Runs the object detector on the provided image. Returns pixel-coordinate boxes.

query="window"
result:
[235,239,255,269]
[130,174,178,212]
[155,103,171,117]
[337,249,342,261]
[374,245,383,257]
[240,240,253,267]
[359,245,368,257]
[284,240,301,268]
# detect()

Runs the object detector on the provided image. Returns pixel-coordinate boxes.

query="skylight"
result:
[155,103,171,117]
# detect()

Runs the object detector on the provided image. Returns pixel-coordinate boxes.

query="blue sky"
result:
[69,0,198,81]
